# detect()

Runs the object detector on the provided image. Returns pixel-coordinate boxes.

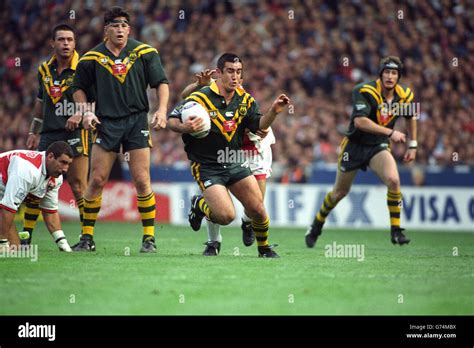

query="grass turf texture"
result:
[1,222,473,315]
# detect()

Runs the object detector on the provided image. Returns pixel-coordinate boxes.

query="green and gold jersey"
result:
[346,78,415,145]
[72,38,168,118]
[37,51,81,133]
[169,81,262,164]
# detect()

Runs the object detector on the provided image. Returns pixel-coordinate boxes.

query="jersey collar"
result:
[47,50,80,71]
[375,79,382,94]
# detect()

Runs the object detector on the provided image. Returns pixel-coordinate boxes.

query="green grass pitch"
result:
[1,222,473,315]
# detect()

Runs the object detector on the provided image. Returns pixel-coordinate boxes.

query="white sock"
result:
[52,230,71,252]
[242,211,252,223]
[206,220,222,242]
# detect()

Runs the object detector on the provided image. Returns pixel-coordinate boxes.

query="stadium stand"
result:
[1,0,473,183]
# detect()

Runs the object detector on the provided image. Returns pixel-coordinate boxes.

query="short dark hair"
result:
[217,53,242,71]
[46,141,73,159]
[104,6,130,25]
[51,24,75,40]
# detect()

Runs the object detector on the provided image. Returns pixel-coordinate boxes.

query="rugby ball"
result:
[181,101,211,138]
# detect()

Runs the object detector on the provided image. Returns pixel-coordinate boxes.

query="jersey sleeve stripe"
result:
[137,47,158,56]
[133,43,150,51]
[192,92,216,111]
[360,88,382,105]
[185,95,208,109]
[361,84,383,103]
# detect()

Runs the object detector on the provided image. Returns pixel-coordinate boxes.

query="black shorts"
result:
[94,112,151,153]
[190,161,252,191]
[338,137,389,172]
[39,128,91,157]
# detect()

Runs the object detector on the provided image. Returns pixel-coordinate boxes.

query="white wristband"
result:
[409,140,418,148]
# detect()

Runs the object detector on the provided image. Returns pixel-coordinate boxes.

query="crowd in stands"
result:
[1,0,473,183]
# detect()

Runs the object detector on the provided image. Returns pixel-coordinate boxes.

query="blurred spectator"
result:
[280,158,307,184]
[1,0,473,176]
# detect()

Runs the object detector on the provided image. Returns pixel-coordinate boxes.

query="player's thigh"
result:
[256,178,267,199]
[228,175,264,214]
[88,144,117,183]
[127,148,151,181]
[369,150,400,188]
[67,155,89,187]
[203,184,235,221]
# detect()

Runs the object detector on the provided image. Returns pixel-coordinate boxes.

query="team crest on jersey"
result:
[238,103,247,116]
[129,52,138,63]
[209,110,218,118]
[65,75,74,86]
[100,57,108,64]
[44,76,51,83]
[112,63,127,75]
[223,120,236,132]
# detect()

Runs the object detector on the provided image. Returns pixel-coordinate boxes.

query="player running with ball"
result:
[181,69,275,256]
[169,53,289,258]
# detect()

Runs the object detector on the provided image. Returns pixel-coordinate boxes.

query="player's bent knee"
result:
[133,178,151,194]
[68,178,86,197]
[246,202,267,221]
[69,182,84,198]
[214,210,235,225]
[90,173,108,190]
[333,189,349,202]
[386,176,400,190]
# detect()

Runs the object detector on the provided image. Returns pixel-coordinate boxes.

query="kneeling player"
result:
[0,141,73,252]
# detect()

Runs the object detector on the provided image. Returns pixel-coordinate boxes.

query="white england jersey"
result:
[0,150,63,213]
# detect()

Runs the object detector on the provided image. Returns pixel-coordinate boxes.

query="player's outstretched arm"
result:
[181,69,215,99]
[259,94,290,129]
